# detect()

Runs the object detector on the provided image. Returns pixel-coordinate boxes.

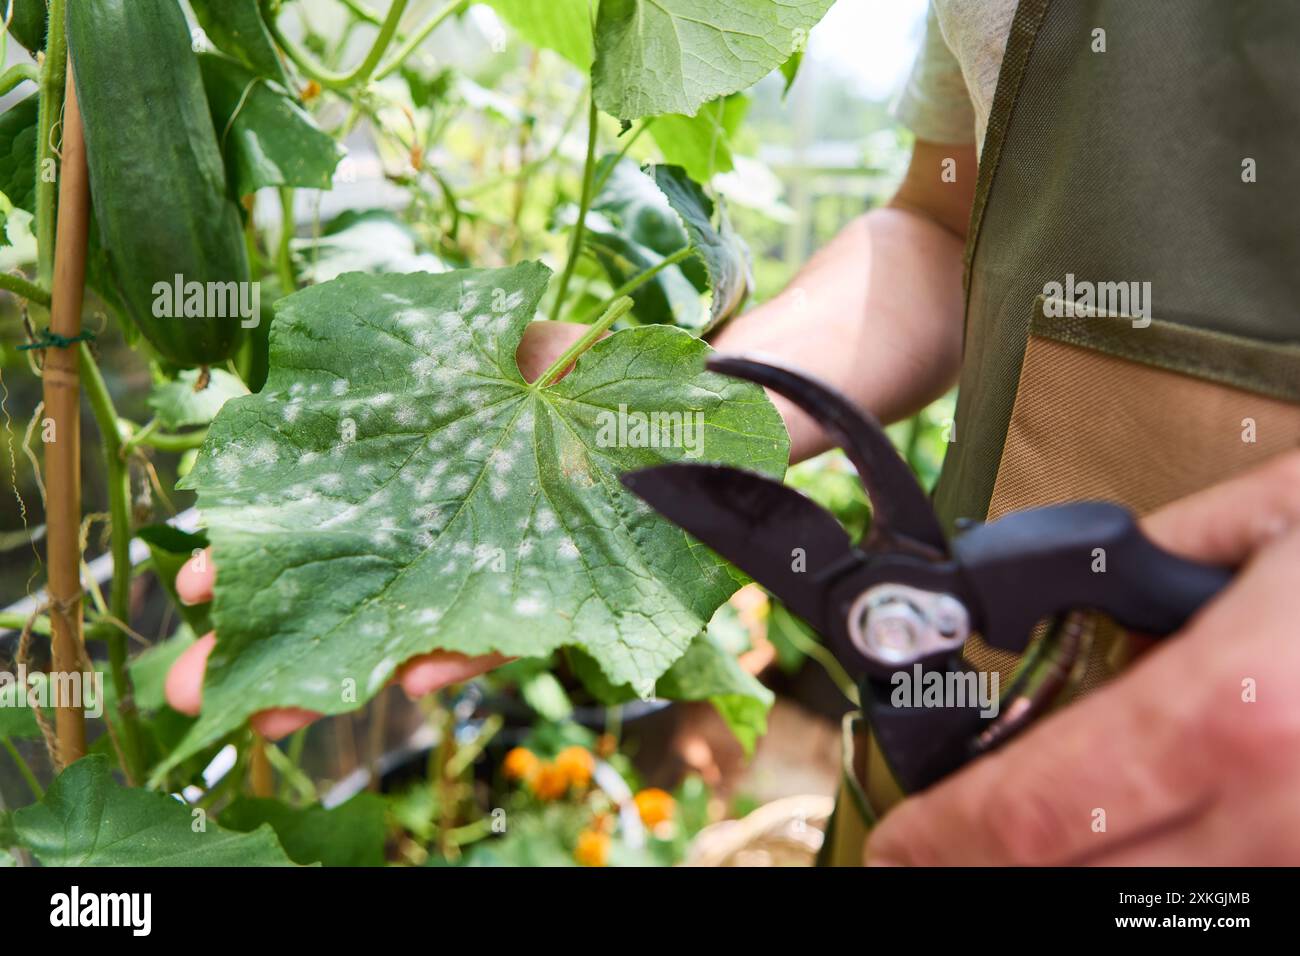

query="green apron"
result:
[826,0,1300,866]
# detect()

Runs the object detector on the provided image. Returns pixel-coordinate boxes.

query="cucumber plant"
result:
[0,0,833,866]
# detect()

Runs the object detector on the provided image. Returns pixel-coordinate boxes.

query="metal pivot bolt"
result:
[847,583,971,667]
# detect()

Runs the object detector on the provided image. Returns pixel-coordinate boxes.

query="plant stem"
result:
[133,427,209,454]
[577,246,693,325]
[35,0,69,293]
[590,117,655,197]
[79,345,146,783]
[277,187,296,294]
[374,0,467,81]
[0,62,38,97]
[265,0,408,92]
[547,92,600,324]
[0,612,50,635]
[534,295,633,388]
[0,736,43,800]
[0,272,51,306]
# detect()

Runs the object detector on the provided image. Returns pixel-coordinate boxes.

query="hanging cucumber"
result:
[68,0,252,367]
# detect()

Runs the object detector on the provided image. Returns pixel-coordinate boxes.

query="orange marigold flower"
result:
[503,747,539,782]
[300,80,321,101]
[555,745,594,789]
[633,788,676,827]
[574,829,610,867]
[530,761,569,801]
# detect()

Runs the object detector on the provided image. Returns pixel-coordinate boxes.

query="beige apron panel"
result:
[963,330,1300,684]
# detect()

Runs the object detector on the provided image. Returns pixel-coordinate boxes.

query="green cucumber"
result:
[68,0,251,367]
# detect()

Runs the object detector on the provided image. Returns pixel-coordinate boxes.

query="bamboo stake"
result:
[249,735,275,798]
[43,64,92,766]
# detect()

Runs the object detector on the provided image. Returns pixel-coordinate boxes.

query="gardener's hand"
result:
[163,550,510,738]
[865,451,1300,865]
[162,323,592,739]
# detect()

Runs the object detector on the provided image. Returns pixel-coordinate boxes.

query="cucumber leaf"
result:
[190,0,292,89]
[6,0,47,54]
[9,756,297,866]
[199,53,344,196]
[652,165,752,332]
[485,0,593,68]
[0,672,47,740]
[148,368,250,431]
[220,794,387,867]
[158,262,787,777]
[571,614,773,753]
[592,0,835,119]
[0,93,39,215]
[649,94,749,183]
[583,156,707,329]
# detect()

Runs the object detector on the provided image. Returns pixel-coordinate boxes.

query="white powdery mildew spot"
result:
[557,538,580,560]
[489,449,514,475]
[301,451,320,465]
[466,437,488,457]
[458,291,479,314]
[447,474,471,495]
[490,478,508,501]
[394,404,419,426]
[452,540,472,557]
[318,473,344,492]
[416,608,443,626]
[289,382,306,398]
[440,560,457,575]
[213,453,243,482]
[283,402,303,424]
[413,504,442,525]
[368,657,396,694]
[300,676,331,694]
[371,392,395,407]
[535,509,557,532]
[331,380,349,396]
[517,538,534,559]
[248,440,280,467]
[395,308,429,329]
[514,595,545,617]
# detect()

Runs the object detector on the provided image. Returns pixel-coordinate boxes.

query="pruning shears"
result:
[621,355,1233,794]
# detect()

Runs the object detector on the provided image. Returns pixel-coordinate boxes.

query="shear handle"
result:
[953,501,1232,652]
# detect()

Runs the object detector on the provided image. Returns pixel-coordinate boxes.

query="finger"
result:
[865,643,1213,865]
[1140,451,1300,565]
[395,651,511,699]
[164,631,217,717]
[516,320,593,384]
[176,547,216,606]
[250,707,321,741]
[1084,781,1298,866]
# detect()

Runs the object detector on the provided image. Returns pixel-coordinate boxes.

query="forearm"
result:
[711,205,966,462]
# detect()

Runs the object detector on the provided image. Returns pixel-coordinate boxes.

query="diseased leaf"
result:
[652,165,752,332]
[148,368,250,431]
[648,94,749,183]
[583,156,707,329]
[293,209,446,283]
[0,94,39,214]
[592,0,835,119]
[199,52,344,196]
[220,794,387,867]
[190,0,292,88]
[159,262,787,776]
[11,756,297,866]
[568,606,773,754]
[485,0,593,68]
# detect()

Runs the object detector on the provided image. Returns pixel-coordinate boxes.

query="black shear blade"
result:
[621,463,854,635]
[706,354,947,557]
